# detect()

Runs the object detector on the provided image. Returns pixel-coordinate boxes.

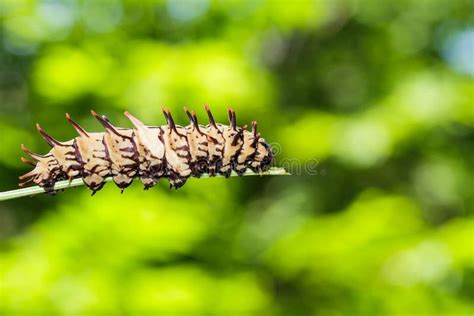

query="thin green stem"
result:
[0,167,289,202]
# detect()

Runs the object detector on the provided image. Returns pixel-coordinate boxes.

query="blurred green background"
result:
[0,0,473,315]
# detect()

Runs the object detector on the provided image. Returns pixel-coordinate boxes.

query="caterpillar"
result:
[18,106,273,195]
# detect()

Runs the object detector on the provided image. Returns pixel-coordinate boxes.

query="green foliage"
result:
[0,0,473,315]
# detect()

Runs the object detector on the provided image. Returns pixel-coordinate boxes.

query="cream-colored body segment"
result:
[102,129,137,188]
[235,130,257,173]
[75,133,110,189]
[133,127,165,187]
[185,125,208,164]
[221,126,241,174]
[49,140,81,178]
[202,124,224,175]
[163,126,191,177]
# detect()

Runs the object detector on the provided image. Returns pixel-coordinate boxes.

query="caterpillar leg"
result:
[139,161,165,190]
[112,173,134,191]
[189,159,208,177]
[90,183,106,196]
[218,165,233,178]
[168,172,188,190]
[82,173,107,195]
[141,177,158,190]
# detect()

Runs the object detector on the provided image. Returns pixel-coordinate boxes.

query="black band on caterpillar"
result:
[19,105,273,195]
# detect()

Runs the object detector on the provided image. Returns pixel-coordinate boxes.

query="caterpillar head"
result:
[19,145,64,193]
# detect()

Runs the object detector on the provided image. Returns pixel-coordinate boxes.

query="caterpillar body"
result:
[19,106,273,195]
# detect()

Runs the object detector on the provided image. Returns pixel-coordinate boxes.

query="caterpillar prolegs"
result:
[19,106,273,195]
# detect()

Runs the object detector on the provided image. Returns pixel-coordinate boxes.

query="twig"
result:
[0,167,289,201]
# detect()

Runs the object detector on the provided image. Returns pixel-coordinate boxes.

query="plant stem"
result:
[0,167,289,202]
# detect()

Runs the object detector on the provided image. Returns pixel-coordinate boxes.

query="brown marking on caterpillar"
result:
[19,106,273,194]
